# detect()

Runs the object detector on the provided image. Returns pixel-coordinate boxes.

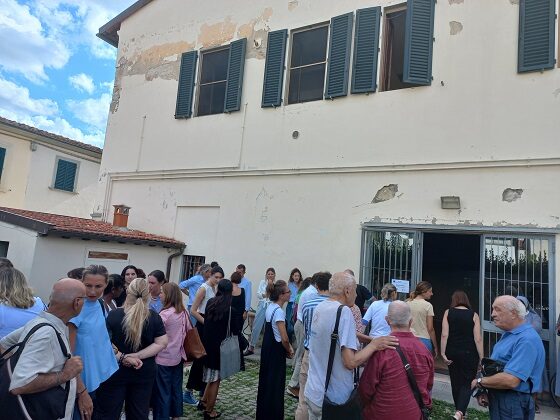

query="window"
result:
[53,158,78,192]
[380,6,416,91]
[197,48,230,116]
[0,147,5,181]
[288,25,329,104]
[181,255,206,280]
[0,241,8,258]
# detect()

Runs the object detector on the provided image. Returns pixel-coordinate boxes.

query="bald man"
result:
[471,295,545,420]
[0,278,86,419]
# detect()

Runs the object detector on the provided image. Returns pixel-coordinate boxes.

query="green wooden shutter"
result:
[54,159,77,192]
[325,12,354,99]
[261,29,288,107]
[403,0,436,85]
[0,147,5,181]
[518,0,556,73]
[175,51,198,118]
[224,38,247,113]
[351,7,381,94]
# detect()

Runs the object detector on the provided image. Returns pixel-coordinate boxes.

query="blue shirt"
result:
[70,299,118,391]
[149,296,163,313]
[288,281,299,303]
[0,297,45,338]
[302,294,329,349]
[240,277,252,311]
[490,322,545,393]
[179,274,204,306]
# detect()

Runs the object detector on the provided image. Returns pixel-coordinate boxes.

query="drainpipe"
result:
[166,245,186,281]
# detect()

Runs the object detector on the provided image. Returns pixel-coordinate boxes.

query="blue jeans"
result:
[250,301,268,348]
[153,362,184,420]
[488,390,535,420]
[419,337,433,352]
[286,301,295,339]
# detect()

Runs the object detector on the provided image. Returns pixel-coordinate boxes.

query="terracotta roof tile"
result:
[0,207,184,248]
[0,116,103,155]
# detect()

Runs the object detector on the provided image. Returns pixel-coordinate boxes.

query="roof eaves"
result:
[97,0,154,47]
[49,228,185,249]
[0,210,53,235]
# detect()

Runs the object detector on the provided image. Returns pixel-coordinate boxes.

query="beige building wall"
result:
[95,0,560,307]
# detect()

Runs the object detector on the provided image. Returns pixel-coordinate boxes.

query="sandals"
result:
[203,411,222,419]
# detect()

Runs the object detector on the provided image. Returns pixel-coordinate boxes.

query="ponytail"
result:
[123,278,150,351]
[409,281,432,301]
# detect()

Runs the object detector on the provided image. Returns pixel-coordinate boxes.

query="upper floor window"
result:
[0,147,6,182]
[197,48,230,116]
[53,158,78,192]
[287,25,329,104]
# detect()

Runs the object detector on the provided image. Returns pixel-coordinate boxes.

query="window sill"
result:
[49,186,78,195]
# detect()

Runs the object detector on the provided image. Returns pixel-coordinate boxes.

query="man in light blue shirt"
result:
[472,295,545,420]
[179,264,212,325]
[236,264,252,312]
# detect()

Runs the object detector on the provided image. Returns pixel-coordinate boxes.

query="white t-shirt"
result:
[362,299,391,337]
[296,285,318,322]
[265,302,285,342]
[198,283,215,314]
[304,299,358,407]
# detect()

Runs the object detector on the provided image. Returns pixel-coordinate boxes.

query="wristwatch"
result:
[477,377,483,388]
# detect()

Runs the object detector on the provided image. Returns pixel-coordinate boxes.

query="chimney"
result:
[112,204,131,228]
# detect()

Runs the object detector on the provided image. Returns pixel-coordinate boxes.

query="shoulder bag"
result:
[321,305,362,420]
[183,311,206,362]
[395,346,430,420]
[0,322,71,420]
[220,306,240,380]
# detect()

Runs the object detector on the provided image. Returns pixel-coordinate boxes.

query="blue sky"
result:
[0,0,136,147]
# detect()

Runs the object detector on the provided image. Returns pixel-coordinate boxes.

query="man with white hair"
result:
[304,272,398,420]
[359,300,434,419]
[472,295,545,420]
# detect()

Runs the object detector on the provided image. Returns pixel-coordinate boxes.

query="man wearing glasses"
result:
[0,278,86,419]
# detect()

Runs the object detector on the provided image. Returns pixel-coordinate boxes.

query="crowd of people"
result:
[0,256,551,420]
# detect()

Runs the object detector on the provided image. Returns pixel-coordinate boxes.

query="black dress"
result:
[256,305,286,420]
[231,289,246,371]
[202,298,240,372]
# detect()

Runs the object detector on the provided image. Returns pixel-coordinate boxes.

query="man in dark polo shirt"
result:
[359,300,433,419]
[471,295,545,420]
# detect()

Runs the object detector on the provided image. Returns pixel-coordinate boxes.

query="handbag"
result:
[183,312,206,362]
[395,346,430,420]
[0,323,71,420]
[480,357,505,377]
[321,305,362,420]
[220,306,240,380]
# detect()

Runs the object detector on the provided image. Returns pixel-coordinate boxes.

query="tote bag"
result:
[183,312,206,362]
[220,307,240,380]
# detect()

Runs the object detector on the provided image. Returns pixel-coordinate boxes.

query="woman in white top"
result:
[361,283,397,338]
[0,267,45,338]
[256,280,294,420]
[187,265,224,394]
[244,267,276,356]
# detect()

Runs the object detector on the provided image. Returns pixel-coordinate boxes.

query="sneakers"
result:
[286,386,299,399]
[183,390,198,406]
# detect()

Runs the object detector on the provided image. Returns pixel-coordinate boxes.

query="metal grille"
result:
[362,231,415,299]
[180,255,206,281]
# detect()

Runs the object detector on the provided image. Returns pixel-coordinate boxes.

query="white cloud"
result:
[69,73,95,94]
[0,78,58,116]
[0,0,71,82]
[67,92,111,132]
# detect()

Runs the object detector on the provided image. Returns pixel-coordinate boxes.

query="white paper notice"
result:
[391,279,410,294]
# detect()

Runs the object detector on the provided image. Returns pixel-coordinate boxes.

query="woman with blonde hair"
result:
[94,278,168,419]
[0,267,46,338]
[407,281,438,357]
[153,282,188,420]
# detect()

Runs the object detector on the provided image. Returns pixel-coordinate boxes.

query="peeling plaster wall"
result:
[97,0,560,293]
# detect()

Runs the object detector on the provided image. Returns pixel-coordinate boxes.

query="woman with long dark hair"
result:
[230,271,246,371]
[286,268,302,339]
[440,290,483,420]
[114,265,139,307]
[407,281,438,356]
[256,280,294,420]
[200,279,239,419]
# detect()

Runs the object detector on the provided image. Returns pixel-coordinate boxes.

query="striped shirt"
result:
[302,294,329,349]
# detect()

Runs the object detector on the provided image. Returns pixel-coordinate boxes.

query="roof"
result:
[0,116,102,157]
[0,207,184,249]
[98,0,154,47]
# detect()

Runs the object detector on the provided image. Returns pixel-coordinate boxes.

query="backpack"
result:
[0,323,71,419]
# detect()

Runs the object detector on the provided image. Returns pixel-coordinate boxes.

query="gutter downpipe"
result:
[166,244,186,281]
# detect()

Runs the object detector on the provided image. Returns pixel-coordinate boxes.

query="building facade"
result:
[97,0,560,372]
[0,117,102,218]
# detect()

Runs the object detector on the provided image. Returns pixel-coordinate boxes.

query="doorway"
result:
[421,232,481,371]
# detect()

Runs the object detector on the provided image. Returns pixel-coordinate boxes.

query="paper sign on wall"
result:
[392,279,410,294]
